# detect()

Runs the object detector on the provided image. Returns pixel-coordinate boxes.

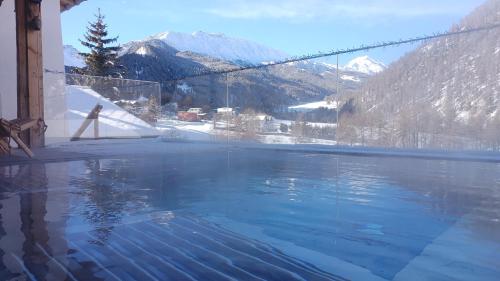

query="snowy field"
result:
[156,118,338,145]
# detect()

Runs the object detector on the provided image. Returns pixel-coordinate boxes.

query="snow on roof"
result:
[217,107,233,113]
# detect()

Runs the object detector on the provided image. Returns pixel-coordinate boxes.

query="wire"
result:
[45,22,500,85]
[163,22,500,82]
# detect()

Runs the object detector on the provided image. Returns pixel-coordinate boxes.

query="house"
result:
[239,113,275,133]
[177,108,206,122]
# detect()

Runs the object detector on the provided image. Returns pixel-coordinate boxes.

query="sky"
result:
[61,0,483,65]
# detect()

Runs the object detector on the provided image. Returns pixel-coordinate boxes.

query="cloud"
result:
[205,0,479,20]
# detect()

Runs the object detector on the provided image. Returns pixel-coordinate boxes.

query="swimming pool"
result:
[1,146,499,280]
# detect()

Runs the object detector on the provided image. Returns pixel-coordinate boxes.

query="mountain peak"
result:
[344,56,386,75]
[145,30,289,64]
[192,31,225,37]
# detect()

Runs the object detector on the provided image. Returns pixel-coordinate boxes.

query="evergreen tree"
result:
[79,9,123,77]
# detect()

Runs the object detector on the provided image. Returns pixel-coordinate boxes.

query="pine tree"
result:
[79,9,123,77]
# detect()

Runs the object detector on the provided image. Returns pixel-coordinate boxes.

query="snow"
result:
[421,44,434,53]
[289,101,338,112]
[287,61,337,74]
[217,107,234,113]
[149,31,289,64]
[157,120,214,142]
[156,117,337,145]
[177,82,193,93]
[457,110,471,122]
[135,46,148,56]
[66,85,159,138]
[322,63,339,69]
[136,96,149,103]
[259,135,337,145]
[63,45,85,68]
[341,75,361,82]
[343,56,386,75]
[495,47,500,55]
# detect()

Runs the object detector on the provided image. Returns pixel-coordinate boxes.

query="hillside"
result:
[341,0,500,150]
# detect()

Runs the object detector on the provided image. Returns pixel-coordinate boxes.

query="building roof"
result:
[61,0,87,12]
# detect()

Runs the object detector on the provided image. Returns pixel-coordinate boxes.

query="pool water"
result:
[1,148,500,280]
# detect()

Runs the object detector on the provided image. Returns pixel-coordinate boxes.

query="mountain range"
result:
[140,31,290,65]
[64,31,385,111]
[64,34,385,75]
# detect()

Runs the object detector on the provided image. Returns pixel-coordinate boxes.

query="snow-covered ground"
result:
[341,74,361,82]
[67,86,159,139]
[157,119,215,141]
[260,134,337,145]
[64,87,339,145]
[156,117,338,146]
[288,101,338,112]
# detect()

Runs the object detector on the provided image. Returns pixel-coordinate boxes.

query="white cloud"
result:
[206,0,479,20]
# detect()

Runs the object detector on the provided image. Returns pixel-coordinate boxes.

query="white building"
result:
[217,107,234,114]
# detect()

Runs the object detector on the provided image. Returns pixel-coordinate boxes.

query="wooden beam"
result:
[70,104,103,141]
[15,0,45,148]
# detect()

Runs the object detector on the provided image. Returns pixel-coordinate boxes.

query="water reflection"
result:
[0,149,499,280]
[0,163,113,280]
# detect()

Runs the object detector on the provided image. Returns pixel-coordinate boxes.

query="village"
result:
[160,104,337,144]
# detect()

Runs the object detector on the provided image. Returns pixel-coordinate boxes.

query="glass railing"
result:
[44,72,162,143]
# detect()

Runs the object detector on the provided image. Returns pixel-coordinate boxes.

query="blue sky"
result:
[62,0,483,64]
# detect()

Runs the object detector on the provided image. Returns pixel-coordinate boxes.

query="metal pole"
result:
[336,54,340,144]
[226,73,229,144]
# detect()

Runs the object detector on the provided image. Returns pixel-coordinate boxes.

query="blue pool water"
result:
[1,146,500,280]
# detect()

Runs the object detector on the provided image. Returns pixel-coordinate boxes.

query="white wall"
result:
[0,0,17,120]
[0,0,68,143]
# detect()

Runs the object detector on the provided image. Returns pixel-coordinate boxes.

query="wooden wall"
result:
[15,0,44,147]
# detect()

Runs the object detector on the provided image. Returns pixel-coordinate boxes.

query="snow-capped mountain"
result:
[65,29,386,79]
[288,56,385,78]
[138,31,289,65]
[343,56,386,75]
[63,30,388,114]
[63,45,85,68]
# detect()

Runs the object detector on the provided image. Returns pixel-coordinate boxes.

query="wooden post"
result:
[71,104,103,141]
[93,116,99,139]
[15,0,45,148]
